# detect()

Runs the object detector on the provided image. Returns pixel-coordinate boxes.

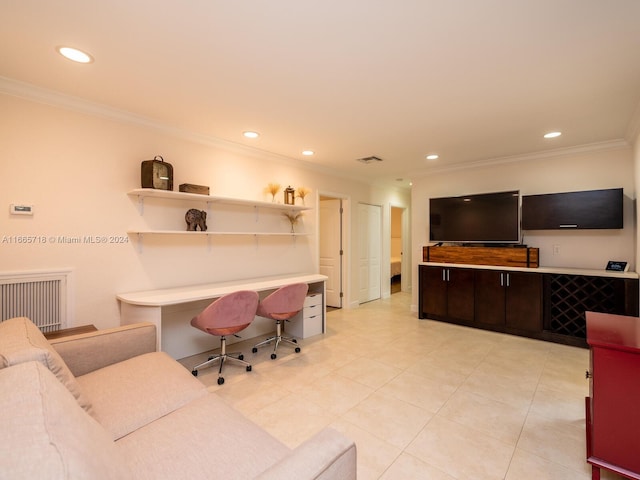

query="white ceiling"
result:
[2,0,640,188]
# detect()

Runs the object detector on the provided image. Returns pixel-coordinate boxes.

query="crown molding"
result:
[410,139,630,178]
[625,98,640,144]
[3,75,629,189]
[0,76,160,128]
[0,76,370,186]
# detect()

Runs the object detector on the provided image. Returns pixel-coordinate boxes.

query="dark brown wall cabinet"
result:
[521,188,623,230]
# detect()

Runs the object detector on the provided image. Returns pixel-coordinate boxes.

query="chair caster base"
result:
[271,353,277,360]
[246,365,252,372]
[295,347,301,353]
[191,370,198,377]
[217,377,225,385]
[252,347,258,353]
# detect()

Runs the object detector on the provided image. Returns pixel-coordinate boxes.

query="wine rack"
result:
[544,274,639,346]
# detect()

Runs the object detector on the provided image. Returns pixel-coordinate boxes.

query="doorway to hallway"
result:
[390,206,405,295]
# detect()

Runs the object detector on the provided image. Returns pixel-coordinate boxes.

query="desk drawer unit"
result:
[288,293,324,339]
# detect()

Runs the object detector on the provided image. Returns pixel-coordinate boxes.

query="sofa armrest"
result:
[255,428,356,480]
[49,322,157,376]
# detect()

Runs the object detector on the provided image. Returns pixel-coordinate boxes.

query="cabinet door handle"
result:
[506,273,510,287]
[500,273,504,287]
[442,270,446,282]
[447,269,450,282]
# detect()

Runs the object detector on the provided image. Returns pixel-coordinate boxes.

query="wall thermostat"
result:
[10,204,34,216]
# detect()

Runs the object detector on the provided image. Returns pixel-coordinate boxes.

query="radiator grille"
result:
[0,272,69,333]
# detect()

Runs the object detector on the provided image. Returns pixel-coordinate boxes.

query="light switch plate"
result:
[10,204,34,215]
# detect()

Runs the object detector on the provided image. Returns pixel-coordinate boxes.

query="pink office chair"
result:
[251,283,309,359]
[190,290,259,385]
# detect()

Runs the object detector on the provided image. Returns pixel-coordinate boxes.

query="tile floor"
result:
[178,292,624,480]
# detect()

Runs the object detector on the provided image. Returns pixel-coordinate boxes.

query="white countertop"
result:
[117,273,327,306]
[420,262,639,279]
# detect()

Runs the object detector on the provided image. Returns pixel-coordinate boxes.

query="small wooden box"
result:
[179,183,210,195]
[423,246,539,268]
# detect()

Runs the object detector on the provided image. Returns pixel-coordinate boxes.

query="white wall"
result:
[411,146,636,312]
[0,92,410,329]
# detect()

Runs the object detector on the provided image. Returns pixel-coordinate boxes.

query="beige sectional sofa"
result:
[0,317,357,479]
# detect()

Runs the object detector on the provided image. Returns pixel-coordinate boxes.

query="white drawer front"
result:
[304,293,323,308]
[304,303,322,318]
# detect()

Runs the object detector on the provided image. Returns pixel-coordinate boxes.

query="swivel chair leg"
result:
[191,336,252,384]
[251,320,301,359]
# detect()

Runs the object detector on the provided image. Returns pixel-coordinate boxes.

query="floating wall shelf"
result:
[127,230,309,237]
[126,189,311,252]
[128,188,311,215]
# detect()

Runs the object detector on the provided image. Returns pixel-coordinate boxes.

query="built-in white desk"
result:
[117,273,327,359]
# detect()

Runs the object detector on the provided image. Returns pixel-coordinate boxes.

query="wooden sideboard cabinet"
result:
[419,265,474,324]
[585,311,640,480]
[474,270,542,333]
[419,263,638,346]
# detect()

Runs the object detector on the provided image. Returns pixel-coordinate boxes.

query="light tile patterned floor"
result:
[179,292,624,480]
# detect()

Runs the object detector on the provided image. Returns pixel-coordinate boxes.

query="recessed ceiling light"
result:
[544,131,562,139]
[302,150,314,156]
[243,131,259,139]
[426,154,439,160]
[57,46,93,64]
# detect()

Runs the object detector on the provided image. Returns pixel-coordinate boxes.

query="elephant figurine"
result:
[185,209,207,231]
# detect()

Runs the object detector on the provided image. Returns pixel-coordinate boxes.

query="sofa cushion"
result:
[76,351,207,440]
[0,361,127,479]
[0,316,93,414]
[117,393,290,480]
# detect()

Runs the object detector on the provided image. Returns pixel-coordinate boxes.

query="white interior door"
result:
[320,198,342,308]
[358,203,381,304]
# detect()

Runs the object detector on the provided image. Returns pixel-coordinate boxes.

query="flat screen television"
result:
[429,190,520,244]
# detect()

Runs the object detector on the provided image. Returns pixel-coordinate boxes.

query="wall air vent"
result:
[357,156,383,164]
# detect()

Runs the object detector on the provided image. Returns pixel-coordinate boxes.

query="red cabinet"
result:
[585,311,640,480]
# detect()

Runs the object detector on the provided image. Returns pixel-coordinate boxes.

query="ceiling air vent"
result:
[357,156,383,164]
